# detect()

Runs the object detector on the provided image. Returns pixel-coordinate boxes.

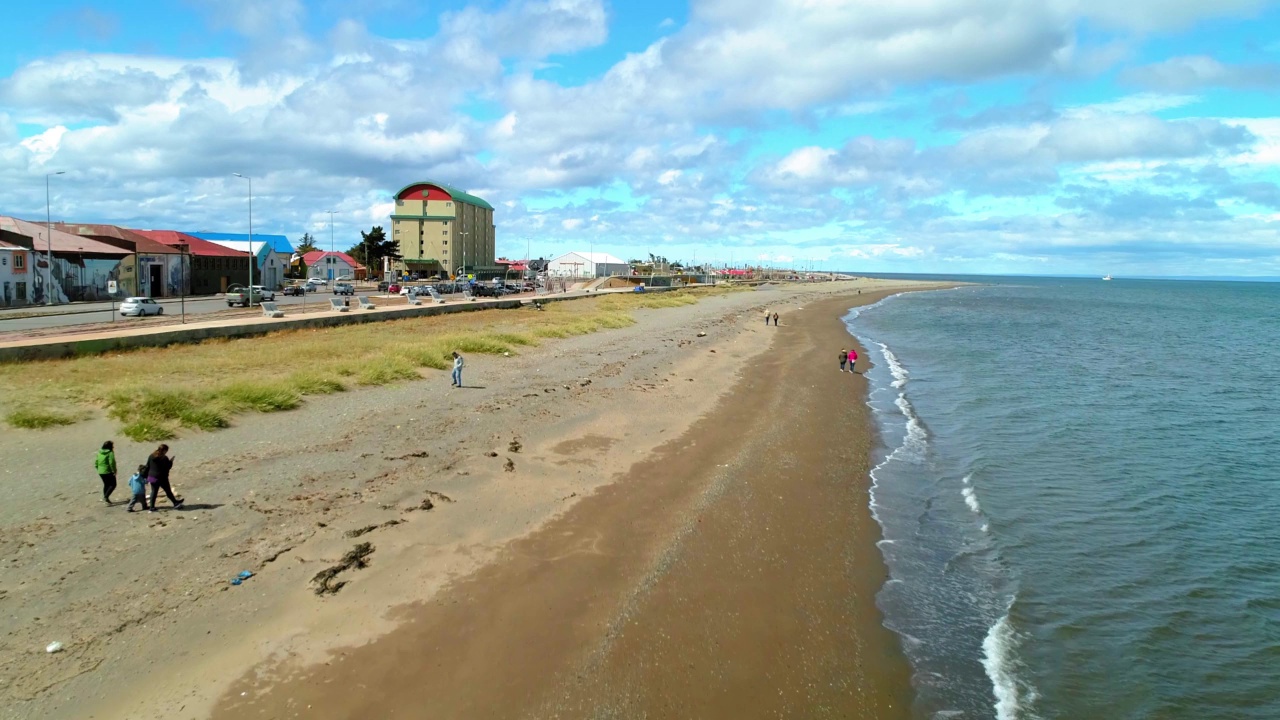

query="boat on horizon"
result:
[1103,274,1113,281]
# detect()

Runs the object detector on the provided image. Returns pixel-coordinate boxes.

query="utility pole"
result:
[233,174,254,306]
[45,171,65,305]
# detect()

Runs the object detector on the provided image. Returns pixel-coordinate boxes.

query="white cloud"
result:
[1121,55,1280,91]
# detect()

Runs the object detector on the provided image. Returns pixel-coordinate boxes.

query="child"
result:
[127,465,148,512]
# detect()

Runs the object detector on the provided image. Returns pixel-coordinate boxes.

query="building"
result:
[547,252,629,278]
[134,230,251,295]
[0,239,31,307]
[1,216,132,303]
[55,223,190,298]
[302,251,365,281]
[186,232,293,290]
[390,181,495,278]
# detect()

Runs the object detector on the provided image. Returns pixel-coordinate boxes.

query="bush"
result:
[5,408,76,429]
[122,419,176,442]
[217,383,302,412]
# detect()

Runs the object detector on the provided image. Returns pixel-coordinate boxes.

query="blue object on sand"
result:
[238,571,254,579]
[231,578,243,586]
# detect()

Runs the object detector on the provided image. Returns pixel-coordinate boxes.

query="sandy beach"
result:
[0,279,945,719]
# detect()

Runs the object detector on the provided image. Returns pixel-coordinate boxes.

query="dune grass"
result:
[5,408,78,429]
[0,290,705,439]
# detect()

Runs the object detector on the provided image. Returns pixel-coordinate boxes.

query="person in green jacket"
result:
[95,440,118,504]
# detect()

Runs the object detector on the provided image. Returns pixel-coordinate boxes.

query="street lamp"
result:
[327,210,336,253]
[459,231,470,279]
[232,174,255,307]
[45,171,65,305]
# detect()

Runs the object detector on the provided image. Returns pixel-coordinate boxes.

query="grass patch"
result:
[0,288,706,437]
[6,408,77,429]
[122,419,176,442]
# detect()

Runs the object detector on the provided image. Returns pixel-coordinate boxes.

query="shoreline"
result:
[0,280,951,720]
[209,288,920,719]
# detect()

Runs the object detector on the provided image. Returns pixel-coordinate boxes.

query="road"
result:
[0,291,353,332]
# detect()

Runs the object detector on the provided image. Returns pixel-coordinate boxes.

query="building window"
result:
[13,254,22,269]
[396,200,404,207]
[1,257,6,266]
[443,230,448,235]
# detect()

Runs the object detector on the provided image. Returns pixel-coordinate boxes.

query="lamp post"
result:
[45,171,65,305]
[459,231,470,279]
[327,210,336,253]
[232,174,254,307]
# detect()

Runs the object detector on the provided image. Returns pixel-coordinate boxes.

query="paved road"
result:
[0,291,353,332]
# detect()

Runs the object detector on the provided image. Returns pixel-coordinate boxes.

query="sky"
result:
[2,0,1279,276]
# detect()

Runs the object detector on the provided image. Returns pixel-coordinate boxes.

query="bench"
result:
[462,290,476,302]
[425,287,446,304]
[406,293,422,306]
[260,302,284,318]
[358,296,377,310]
[329,298,349,312]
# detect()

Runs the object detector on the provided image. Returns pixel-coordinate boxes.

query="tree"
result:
[295,232,318,255]
[347,226,399,276]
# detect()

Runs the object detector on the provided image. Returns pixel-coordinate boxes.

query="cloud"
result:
[1121,55,1280,91]
[0,55,175,122]
[53,6,121,42]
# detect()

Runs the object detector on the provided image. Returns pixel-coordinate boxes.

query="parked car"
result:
[120,297,163,316]
[306,277,328,287]
[333,283,355,296]
[387,284,401,295]
[226,284,267,307]
[282,285,306,296]
[250,285,276,301]
[377,281,390,292]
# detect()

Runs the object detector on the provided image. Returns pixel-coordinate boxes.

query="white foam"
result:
[881,343,911,388]
[981,611,1041,720]
[962,486,982,514]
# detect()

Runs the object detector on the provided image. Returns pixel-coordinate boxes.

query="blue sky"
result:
[2,0,1279,276]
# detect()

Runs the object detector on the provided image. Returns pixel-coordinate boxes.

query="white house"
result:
[0,240,32,307]
[547,252,629,278]
[302,251,364,281]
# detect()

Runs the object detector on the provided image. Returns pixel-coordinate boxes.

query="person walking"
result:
[848,347,859,374]
[94,440,118,503]
[772,312,780,326]
[764,310,770,326]
[144,444,183,512]
[126,464,149,512]
[451,351,465,388]
[839,349,848,372]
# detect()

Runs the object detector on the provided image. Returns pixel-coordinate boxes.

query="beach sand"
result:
[0,281,942,719]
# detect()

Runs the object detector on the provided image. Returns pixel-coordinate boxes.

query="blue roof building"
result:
[186,232,294,255]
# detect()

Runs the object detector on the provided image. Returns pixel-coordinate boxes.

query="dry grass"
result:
[0,290,703,440]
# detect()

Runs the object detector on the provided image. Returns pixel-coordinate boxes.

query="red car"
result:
[387,284,401,295]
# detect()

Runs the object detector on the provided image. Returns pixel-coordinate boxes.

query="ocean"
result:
[845,277,1280,720]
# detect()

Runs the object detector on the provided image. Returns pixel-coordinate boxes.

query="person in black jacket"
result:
[144,444,184,512]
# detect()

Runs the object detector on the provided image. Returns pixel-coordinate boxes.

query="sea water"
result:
[845,278,1280,720]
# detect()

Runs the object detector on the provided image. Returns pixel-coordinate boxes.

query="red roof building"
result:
[302,251,366,280]
[134,230,252,295]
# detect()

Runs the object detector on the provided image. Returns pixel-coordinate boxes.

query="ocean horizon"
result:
[846,277,1280,719]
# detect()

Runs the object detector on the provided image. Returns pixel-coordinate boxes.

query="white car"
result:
[120,297,163,317]
[250,285,276,300]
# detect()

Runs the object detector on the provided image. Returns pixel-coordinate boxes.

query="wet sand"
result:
[211,290,913,719]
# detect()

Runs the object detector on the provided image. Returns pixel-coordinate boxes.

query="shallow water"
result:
[846,278,1280,719]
